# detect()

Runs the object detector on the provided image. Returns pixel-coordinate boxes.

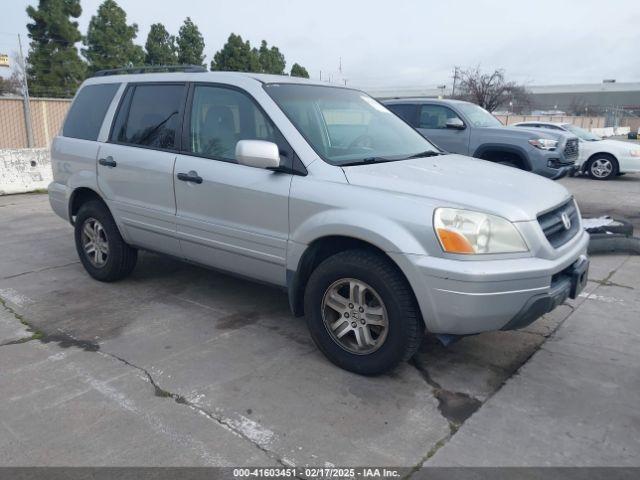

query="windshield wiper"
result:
[404,150,443,159]
[341,150,443,167]
[340,157,396,167]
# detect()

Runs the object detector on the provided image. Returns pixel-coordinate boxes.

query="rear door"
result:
[173,84,293,286]
[416,104,470,154]
[97,83,187,256]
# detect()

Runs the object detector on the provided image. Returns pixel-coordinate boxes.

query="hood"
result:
[481,125,572,141]
[342,154,571,222]
[596,139,638,152]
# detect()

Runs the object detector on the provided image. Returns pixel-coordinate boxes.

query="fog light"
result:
[547,159,561,168]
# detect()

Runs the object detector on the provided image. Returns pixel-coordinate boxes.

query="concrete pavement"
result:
[559,173,640,232]
[0,192,638,467]
[427,254,640,466]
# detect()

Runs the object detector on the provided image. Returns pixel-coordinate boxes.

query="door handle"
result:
[98,156,117,168]
[177,171,203,184]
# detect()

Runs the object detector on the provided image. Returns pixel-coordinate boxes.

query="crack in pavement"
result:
[2,255,630,471]
[0,294,299,471]
[2,261,81,280]
[97,350,302,472]
[408,358,481,432]
[404,255,633,475]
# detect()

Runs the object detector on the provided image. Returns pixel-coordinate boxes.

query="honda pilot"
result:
[49,69,589,375]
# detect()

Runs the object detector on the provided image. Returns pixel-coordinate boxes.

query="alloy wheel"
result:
[590,158,613,179]
[321,278,389,355]
[81,218,109,267]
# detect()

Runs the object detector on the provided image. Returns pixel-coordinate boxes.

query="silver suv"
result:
[49,69,590,375]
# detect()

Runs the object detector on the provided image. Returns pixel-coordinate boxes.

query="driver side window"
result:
[188,85,287,162]
[418,105,462,129]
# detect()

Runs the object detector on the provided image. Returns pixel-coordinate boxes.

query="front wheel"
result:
[304,250,423,375]
[497,160,519,169]
[587,156,618,180]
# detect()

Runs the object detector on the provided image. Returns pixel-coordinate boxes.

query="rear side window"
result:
[387,104,417,125]
[63,83,120,141]
[112,84,186,150]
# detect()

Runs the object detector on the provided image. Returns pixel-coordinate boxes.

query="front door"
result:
[416,104,470,154]
[174,84,292,286]
[97,83,187,256]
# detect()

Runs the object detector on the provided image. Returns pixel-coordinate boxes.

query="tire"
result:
[497,161,518,169]
[74,200,137,282]
[304,249,423,375]
[586,155,618,180]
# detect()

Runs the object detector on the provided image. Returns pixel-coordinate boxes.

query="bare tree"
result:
[453,67,531,113]
[0,52,24,96]
[0,75,21,95]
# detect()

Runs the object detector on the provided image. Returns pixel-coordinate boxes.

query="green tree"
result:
[83,0,144,74]
[145,23,177,65]
[176,17,205,66]
[210,33,259,72]
[290,63,309,78]
[257,40,285,74]
[25,0,86,97]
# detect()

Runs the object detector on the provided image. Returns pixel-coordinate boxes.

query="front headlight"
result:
[529,138,558,151]
[434,208,529,254]
[629,149,640,157]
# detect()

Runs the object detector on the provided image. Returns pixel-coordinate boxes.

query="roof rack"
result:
[92,64,207,77]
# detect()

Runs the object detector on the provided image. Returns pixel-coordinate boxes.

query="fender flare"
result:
[472,143,532,170]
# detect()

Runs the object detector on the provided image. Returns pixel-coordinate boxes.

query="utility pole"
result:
[451,66,459,98]
[18,34,34,148]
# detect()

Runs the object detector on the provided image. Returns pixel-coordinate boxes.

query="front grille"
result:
[537,199,580,248]
[563,138,579,162]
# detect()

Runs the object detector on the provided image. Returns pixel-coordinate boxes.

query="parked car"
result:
[49,69,589,375]
[383,98,579,180]
[513,121,640,180]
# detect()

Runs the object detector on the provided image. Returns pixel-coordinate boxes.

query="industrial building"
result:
[364,81,640,115]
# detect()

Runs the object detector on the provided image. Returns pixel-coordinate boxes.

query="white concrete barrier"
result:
[0,148,52,195]
[614,127,631,136]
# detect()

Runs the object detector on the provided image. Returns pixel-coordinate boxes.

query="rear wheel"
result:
[304,250,423,375]
[74,201,137,282]
[587,155,618,180]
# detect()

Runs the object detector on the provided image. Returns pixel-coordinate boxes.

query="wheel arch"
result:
[68,187,111,225]
[473,143,532,170]
[584,152,619,175]
[287,235,416,318]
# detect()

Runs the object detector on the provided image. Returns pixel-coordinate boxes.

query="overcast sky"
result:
[2,0,639,88]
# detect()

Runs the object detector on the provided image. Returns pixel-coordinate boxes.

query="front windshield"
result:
[264,84,438,165]
[564,124,601,141]
[456,103,503,128]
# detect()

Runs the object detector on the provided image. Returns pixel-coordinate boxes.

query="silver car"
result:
[48,69,589,375]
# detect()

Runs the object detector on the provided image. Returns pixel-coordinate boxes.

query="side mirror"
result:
[446,118,466,130]
[235,140,281,169]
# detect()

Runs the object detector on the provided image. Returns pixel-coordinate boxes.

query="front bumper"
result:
[531,149,577,179]
[500,254,588,330]
[389,229,589,335]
